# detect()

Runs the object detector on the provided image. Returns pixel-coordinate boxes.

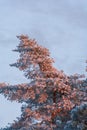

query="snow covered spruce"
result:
[0,35,87,130]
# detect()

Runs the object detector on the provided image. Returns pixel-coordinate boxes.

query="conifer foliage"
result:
[0,35,87,130]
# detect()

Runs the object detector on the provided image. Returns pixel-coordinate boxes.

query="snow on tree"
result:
[0,35,86,130]
[64,104,87,130]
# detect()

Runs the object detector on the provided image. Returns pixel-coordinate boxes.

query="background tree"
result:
[0,35,86,130]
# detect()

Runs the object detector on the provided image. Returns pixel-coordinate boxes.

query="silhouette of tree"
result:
[0,35,86,130]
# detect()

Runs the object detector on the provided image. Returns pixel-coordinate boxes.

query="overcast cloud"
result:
[0,0,87,128]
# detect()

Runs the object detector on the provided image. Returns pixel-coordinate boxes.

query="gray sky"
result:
[0,0,87,128]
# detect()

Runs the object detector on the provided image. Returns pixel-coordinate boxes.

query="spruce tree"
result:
[0,35,86,130]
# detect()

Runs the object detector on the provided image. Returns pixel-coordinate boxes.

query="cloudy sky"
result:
[0,0,87,128]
